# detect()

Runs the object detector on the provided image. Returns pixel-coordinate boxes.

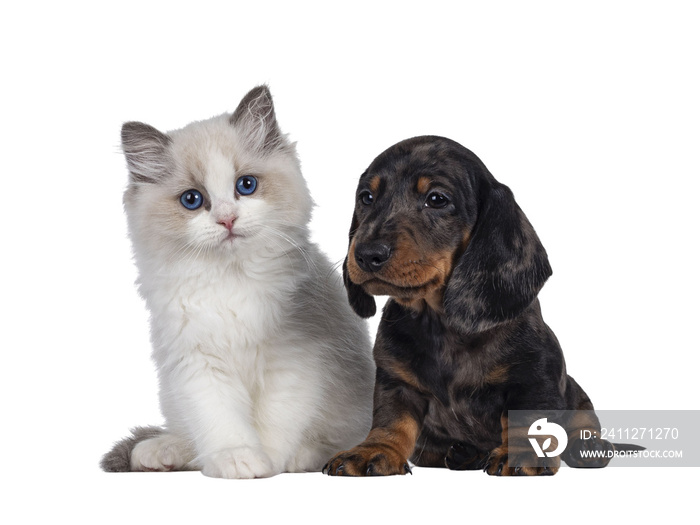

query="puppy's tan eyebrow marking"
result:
[369,175,381,194]
[416,176,432,194]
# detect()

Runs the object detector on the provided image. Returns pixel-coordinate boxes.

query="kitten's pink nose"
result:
[217,217,237,231]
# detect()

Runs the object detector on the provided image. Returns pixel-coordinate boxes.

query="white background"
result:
[1,1,698,522]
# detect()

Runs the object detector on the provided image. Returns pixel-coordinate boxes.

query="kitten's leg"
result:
[286,443,338,473]
[130,432,196,471]
[254,354,327,472]
[199,447,275,479]
[168,359,277,479]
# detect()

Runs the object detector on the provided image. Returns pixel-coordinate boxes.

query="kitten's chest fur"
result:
[142,255,299,371]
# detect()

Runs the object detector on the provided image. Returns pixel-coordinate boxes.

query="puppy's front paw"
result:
[561,436,614,468]
[202,447,277,479]
[485,446,560,476]
[324,444,412,476]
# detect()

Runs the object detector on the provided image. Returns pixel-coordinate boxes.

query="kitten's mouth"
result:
[222,231,244,243]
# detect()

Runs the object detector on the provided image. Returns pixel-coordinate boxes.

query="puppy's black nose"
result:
[355,243,392,273]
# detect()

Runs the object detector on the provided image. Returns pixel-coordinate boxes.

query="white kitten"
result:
[101,86,374,478]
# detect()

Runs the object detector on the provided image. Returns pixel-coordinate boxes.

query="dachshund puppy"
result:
[324,136,618,476]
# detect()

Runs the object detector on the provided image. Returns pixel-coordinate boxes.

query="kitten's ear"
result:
[230,85,285,153]
[121,122,171,184]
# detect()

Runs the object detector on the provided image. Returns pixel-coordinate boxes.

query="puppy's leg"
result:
[444,442,490,470]
[324,414,419,476]
[324,367,426,476]
[560,376,614,468]
[486,414,561,476]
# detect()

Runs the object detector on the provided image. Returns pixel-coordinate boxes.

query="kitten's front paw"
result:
[202,447,277,479]
[131,435,192,472]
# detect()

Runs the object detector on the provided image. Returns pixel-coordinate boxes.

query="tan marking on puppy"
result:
[325,414,420,476]
[369,175,381,194]
[348,230,446,291]
[417,228,472,312]
[416,176,432,194]
[421,286,447,313]
[458,228,472,255]
[379,359,425,392]
[484,364,509,384]
[347,222,472,314]
[382,231,453,288]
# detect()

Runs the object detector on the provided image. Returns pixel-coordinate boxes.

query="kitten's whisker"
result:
[263,226,317,272]
[167,238,201,264]
[259,229,308,269]
[254,230,296,269]
[329,258,344,275]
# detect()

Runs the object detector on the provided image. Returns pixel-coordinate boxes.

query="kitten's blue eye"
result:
[180,190,203,210]
[236,175,258,196]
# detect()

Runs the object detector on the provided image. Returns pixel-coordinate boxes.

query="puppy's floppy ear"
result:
[444,182,551,334]
[343,213,376,318]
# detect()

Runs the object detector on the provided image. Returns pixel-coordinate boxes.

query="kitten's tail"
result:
[100,426,164,472]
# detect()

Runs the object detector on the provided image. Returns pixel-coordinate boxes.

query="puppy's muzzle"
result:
[354,242,392,273]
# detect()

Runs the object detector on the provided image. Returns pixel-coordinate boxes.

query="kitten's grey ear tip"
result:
[121,121,149,133]
[253,83,272,95]
[230,84,282,139]
[120,121,170,147]
[121,121,140,138]
[121,121,146,140]
[254,85,274,106]
[239,84,273,103]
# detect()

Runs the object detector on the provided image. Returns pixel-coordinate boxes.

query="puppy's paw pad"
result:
[485,449,560,476]
[324,445,410,477]
[562,437,614,468]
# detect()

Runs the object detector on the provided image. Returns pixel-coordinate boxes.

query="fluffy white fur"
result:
[105,86,374,478]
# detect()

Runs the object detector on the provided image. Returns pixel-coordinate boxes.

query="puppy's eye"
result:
[359,190,374,205]
[180,189,203,210]
[425,192,449,209]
